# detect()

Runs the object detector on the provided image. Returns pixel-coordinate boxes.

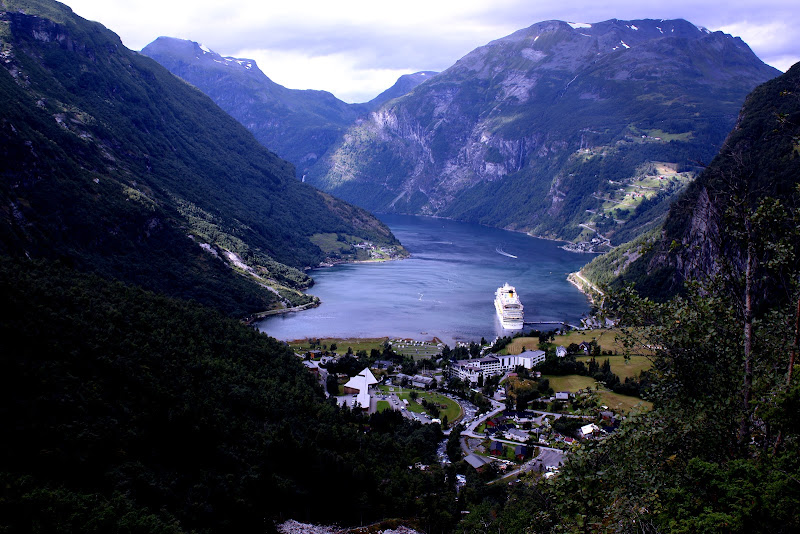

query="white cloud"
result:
[237,48,412,103]
[64,0,800,100]
[717,21,799,72]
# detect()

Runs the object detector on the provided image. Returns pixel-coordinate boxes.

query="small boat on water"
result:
[494,283,524,330]
[495,246,517,259]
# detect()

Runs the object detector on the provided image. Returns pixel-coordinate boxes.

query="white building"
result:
[450,350,545,383]
[505,428,530,442]
[343,367,379,409]
[580,423,601,439]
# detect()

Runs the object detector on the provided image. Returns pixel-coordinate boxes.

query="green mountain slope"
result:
[591,61,800,299]
[0,0,402,316]
[307,19,779,247]
[141,37,369,175]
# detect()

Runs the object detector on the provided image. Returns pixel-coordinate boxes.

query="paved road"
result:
[490,447,566,483]
[456,391,573,477]
[572,270,605,296]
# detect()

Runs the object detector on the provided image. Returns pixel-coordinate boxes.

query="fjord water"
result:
[258,215,592,346]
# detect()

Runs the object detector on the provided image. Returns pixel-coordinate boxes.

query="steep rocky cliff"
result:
[308,19,779,244]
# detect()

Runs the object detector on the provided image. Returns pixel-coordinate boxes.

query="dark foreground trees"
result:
[0,257,441,533]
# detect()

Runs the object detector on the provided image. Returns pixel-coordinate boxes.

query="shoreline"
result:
[251,251,411,324]
[243,299,320,325]
[377,211,575,246]
[567,271,604,305]
[376,211,612,257]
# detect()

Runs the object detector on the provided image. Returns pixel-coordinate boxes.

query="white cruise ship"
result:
[495,283,524,330]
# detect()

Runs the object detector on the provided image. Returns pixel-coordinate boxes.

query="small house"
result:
[412,375,435,389]
[556,346,568,358]
[580,423,600,439]
[489,441,504,456]
[465,454,489,472]
[514,445,528,460]
[302,360,320,376]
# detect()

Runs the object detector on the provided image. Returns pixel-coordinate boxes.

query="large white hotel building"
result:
[450,350,546,383]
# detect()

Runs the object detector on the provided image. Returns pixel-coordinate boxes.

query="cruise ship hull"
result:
[495,283,524,330]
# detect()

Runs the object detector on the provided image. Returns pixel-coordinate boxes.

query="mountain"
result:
[142,38,436,177]
[141,36,370,175]
[484,63,800,532]
[586,60,800,299]
[368,70,439,108]
[305,19,780,247]
[0,0,403,316]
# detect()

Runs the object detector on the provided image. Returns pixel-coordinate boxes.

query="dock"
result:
[523,320,582,330]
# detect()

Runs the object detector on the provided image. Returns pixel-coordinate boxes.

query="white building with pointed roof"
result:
[343,367,378,409]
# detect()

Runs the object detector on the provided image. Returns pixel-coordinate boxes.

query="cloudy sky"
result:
[65,0,799,103]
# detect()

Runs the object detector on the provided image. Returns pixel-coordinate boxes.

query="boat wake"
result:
[495,246,518,259]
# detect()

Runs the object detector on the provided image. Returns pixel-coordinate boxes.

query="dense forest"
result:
[0,256,446,532]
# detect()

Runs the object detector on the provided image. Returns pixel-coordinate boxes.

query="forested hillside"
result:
[0,256,444,533]
[141,37,369,174]
[0,0,401,316]
[460,62,800,533]
[142,38,436,176]
[584,61,800,300]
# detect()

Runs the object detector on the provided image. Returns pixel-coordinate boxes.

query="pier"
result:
[523,320,582,330]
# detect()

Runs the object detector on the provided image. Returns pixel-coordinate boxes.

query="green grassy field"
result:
[378,386,462,422]
[289,337,388,353]
[309,232,356,255]
[376,400,391,413]
[599,391,653,413]
[576,355,653,380]
[503,337,540,355]
[543,374,652,414]
[391,341,441,359]
[544,375,598,392]
[552,328,653,356]
[290,337,442,359]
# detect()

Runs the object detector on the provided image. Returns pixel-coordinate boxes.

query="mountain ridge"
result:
[588,60,800,299]
[304,18,779,247]
[0,0,403,316]
[142,37,434,174]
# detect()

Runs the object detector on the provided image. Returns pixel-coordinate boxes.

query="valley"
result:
[2,0,800,532]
